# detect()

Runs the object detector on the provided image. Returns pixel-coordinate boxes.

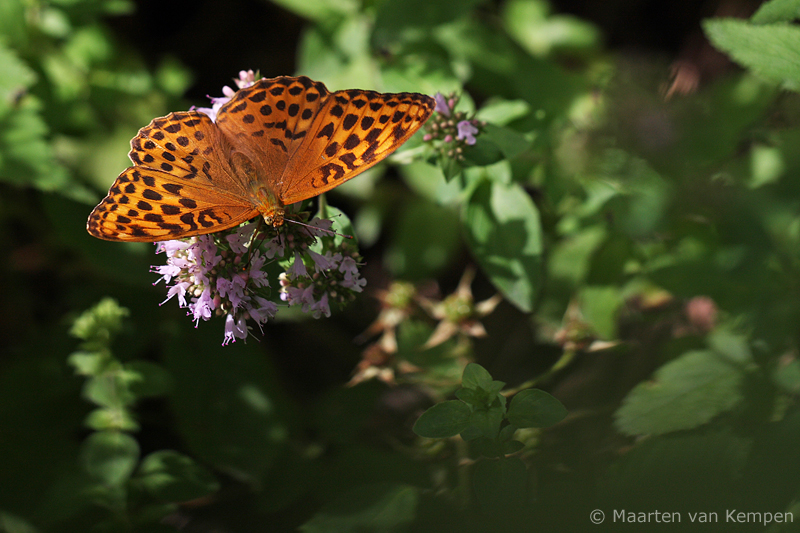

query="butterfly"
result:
[87,75,435,242]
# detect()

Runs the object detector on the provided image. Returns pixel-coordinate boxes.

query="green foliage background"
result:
[3,0,800,531]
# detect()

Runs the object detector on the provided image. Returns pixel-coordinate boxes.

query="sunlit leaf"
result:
[463,180,543,312]
[615,350,744,436]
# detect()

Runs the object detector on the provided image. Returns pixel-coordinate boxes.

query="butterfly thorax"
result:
[231,151,285,227]
[250,185,285,227]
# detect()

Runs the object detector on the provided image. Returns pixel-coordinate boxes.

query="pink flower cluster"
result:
[152,222,277,345]
[423,92,482,155]
[153,217,366,345]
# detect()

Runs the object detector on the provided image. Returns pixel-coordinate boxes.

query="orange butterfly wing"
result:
[215,76,435,205]
[280,87,435,204]
[87,112,259,241]
[87,76,435,242]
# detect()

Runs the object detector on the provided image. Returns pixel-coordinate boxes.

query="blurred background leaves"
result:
[3,0,800,531]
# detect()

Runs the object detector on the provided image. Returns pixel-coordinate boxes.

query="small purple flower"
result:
[248,253,269,288]
[195,70,258,122]
[264,234,285,259]
[339,256,367,292]
[423,91,484,165]
[226,222,256,253]
[249,297,278,324]
[191,287,214,325]
[222,313,248,346]
[163,281,190,307]
[234,70,257,89]
[457,120,479,145]
[434,93,451,116]
[153,263,182,285]
[216,274,246,308]
[312,292,331,318]
[296,285,317,312]
[289,252,308,277]
[308,250,337,272]
[342,273,367,292]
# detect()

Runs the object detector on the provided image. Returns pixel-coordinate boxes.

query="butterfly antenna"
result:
[284,217,354,240]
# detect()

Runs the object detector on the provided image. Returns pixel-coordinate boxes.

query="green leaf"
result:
[81,431,139,486]
[587,235,632,285]
[463,180,543,312]
[0,0,27,49]
[460,424,483,441]
[313,202,355,248]
[601,429,750,510]
[507,389,568,428]
[400,160,462,205]
[465,408,505,440]
[475,98,531,126]
[461,138,504,167]
[503,0,601,57]
[455,387,484,407]
[579,285,624,340]
[69,298,129,345]
[486,380,507,397]
[479,123,531,160]
[412,400,471,438]
[138,451,220,503]
[471,436,502,457]
[0,102,74,195]
[85,407,139,432]
[67,351,107,376]
[749,143,785,187]
[462,363,494,390]
[300,483,418,533]
[269,0,357,23]
[383,198,461,279]
[396,320,464,390]
[774,358,800,394]
[707,328,753,364]
[503,440,525,455]
[750,0,800,24]
[373,0,483,46]
[704,19,800,90]
[0,42,36,110]
[440,154,464,181]
[83,366,137,409]
[615,350,744,436]
[548,225,607,285]
[498,424,518,442]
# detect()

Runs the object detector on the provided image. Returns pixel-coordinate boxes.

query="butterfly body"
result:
[87,76,434,241]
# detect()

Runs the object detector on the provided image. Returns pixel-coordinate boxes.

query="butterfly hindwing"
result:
[87,111,256,241]
[87,167,258,241]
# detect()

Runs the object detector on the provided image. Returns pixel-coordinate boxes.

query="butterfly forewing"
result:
[279,89,435,204]
[87,111,257,241]
[215,76,331,180]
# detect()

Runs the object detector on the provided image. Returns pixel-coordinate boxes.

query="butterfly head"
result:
[248,183,285,227]
[264,209,285,227]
